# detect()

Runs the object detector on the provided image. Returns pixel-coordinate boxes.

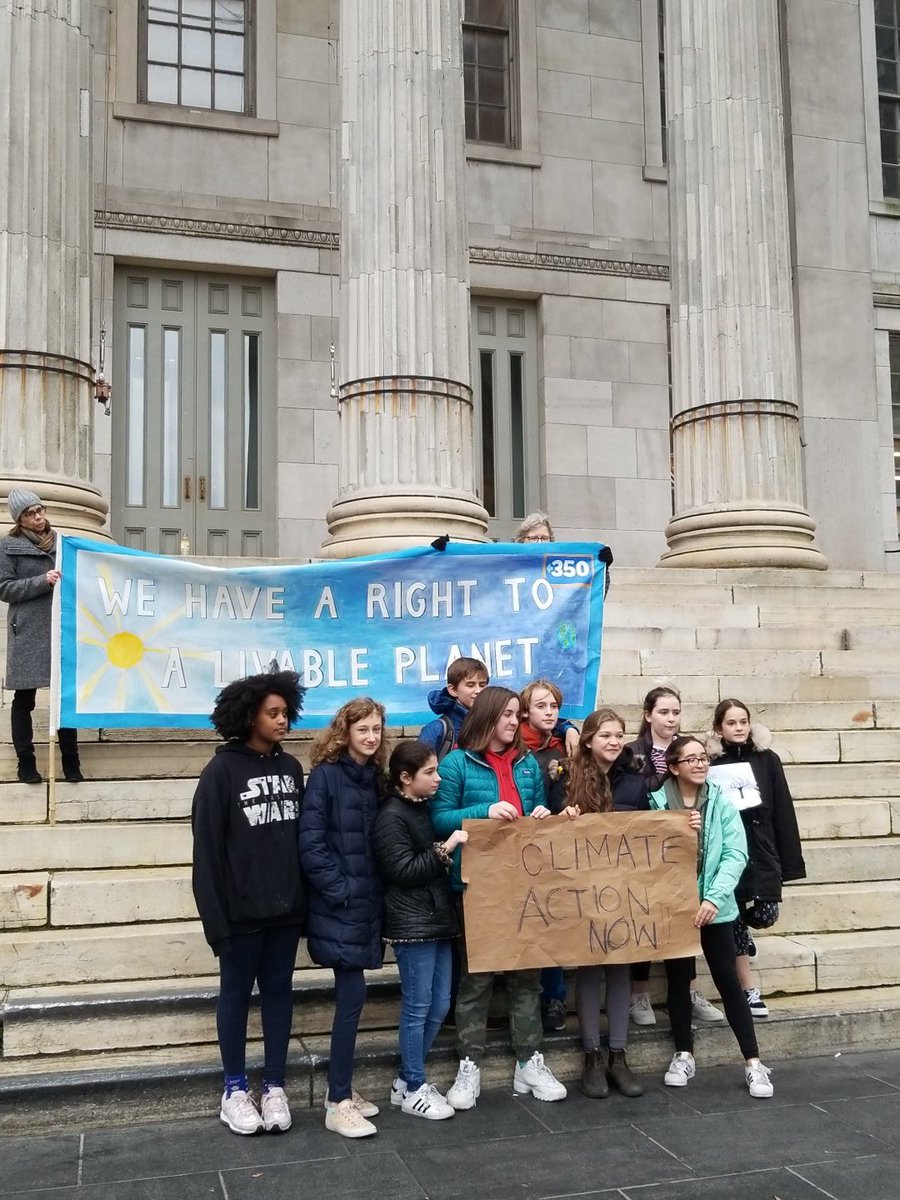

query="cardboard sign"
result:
[461,811,701,972]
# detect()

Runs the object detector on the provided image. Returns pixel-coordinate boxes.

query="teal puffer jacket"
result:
[648,781,748,924]
[429,748,547,892]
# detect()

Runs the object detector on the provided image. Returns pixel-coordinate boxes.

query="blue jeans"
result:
[540,966,566,1005]
[394,940,453,1091]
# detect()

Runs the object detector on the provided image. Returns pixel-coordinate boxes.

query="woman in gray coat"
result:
[0,489,82,783]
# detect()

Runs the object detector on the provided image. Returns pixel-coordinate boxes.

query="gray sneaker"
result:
[690,989,725,1022]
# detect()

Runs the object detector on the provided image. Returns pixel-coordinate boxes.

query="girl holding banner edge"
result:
[649,735,775,1099]
[299,697,387,1139]
[429,685,568,1110]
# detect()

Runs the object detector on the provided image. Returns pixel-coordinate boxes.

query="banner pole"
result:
[48,535,63,825]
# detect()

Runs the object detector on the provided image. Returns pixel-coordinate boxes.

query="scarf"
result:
[23,526,55,555]
[662,777,707,874]
[520,722,563,754]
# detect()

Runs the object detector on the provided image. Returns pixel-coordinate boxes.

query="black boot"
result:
[16,753,42,784]
[11,690,41,783]
[607,1049,644,1097]
[59,728,84,783]
[581,1050,609,1098]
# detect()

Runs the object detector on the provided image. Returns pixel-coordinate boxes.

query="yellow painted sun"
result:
[106,631,145,669]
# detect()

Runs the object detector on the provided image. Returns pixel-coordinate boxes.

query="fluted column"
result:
[322,0,488,557]
[660,0,825,568]
[0,0,108,537]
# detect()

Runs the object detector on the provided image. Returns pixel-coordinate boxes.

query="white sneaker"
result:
[629,991,657,1026]
[746,1060,774,1098]
[691,989,725,1022]
[260,1086,291,1133]
[447,1057,481,1110]
[324,1098,377,1138]
[401,1082,455,1120]
[390,1077,408,1107]
[664,1052,696,1088]
[324,1089,380,1117]
[220,1089,264,1135]
[513,1052,567,1102]
[745,988,769,1018]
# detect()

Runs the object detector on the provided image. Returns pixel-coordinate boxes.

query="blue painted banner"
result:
[54,538,607,729]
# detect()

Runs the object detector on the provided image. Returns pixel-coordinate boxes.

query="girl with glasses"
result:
[649,735,775,1099]
[550,708,648,1100]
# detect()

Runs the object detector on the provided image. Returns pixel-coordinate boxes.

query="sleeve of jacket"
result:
[0,553,53,605]
[520,754,548,816]
[373,806,443,888]
[553,717,577,739]
[298,765,351,906]
[548,765,569,814]
[417,718,443,754]
[191,759,233,954]
[702,795,749,912]
[767,751,807,883]
[429,751,493,836]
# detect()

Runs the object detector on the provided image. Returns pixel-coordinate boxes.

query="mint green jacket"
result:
[648,781,748,924]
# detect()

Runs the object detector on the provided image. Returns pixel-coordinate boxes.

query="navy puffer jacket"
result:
[299,755,383,970]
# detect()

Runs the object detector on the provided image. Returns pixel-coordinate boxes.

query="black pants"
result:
[328,967,368,1102]
[217,924,302,1086]
[665,922,758,1060]
[631,956,695,984]
[10,689,77,759]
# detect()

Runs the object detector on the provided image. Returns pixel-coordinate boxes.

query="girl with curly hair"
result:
[299,697,387,1139]
[191,669,307,1137]
[550,708,648,1100]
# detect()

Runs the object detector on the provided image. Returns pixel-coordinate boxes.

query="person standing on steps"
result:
[429,686,568,1111]
[0,489,82,784]
[299,697,387,1140]
[627,686,723,1027]
[191,669,307,1137]
[708,699,806,1020]
[549,708,647,1101]
[649,736,775,1100]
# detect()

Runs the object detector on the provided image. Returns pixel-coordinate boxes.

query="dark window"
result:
[463,0,514,146]
[877,0,900,197]
[140,0,252,115]
[658,0,667,164]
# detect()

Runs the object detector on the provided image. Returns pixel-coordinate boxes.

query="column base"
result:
[1,478,110,542]
[659,506,828,570]
[321,489,489,560]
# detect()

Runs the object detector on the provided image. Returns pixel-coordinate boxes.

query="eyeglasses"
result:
[21,506,46,518]
[675,754,710,767]
[522,534,551,542]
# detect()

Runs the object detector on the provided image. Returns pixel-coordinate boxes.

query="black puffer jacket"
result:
[299,755,383,970]
[372,792,459,943]
[549,745,650,813]
[710,737,806,902]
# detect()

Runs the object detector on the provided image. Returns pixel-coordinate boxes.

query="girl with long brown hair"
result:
[550,708,648,1099]
[429,686,568,1110]
[299,697,388,1139]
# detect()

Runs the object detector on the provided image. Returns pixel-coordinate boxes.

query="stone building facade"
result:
[2,0,899,570]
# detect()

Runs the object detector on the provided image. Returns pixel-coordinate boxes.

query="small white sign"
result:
[708,762,762,811]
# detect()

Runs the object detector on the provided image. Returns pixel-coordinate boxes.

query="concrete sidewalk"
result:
[3,1049,900,1199]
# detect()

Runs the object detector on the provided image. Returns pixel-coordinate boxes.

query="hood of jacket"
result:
[427,686,470,725]
[708,723,773,759]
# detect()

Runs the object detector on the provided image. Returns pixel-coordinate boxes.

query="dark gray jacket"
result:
[0,534,56,690]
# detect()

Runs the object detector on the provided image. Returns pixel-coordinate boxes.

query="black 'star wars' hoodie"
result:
[191,741,306,954]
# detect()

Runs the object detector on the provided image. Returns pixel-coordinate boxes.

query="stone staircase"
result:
[1,566,899,1129]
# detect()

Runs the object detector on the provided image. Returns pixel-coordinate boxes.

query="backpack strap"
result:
[436,714,455,761]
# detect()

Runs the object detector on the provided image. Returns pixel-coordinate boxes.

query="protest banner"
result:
[54,538,607,729]
[460,811,701,972]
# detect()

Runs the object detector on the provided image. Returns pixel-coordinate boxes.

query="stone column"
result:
[322,0,488,557]
[659,0,826,569]
[0,0,108,538]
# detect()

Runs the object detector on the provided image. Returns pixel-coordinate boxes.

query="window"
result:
[890,332,900,512]
[640,0,667,178]
[657,0,667,164]
[140,0,252,115]
[470,300,539,536]
[463,0,515,146]
[877,0,900,197]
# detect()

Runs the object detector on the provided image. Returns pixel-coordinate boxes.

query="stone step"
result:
[52,780,197,823]
[0,822,193,872]
[793,797,895,840]
[776,881,900,935]
[48,868,195,926]
[784,762,900,798]
[4,986,900,1133]
[1,966,402,1057]
[758,605,900,628]
[802,838,900,884]
[798,929,900,990]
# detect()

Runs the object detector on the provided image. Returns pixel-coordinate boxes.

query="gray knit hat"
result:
[7,488,43,522]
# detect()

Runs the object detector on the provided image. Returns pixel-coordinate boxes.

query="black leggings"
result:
[665,922,758,1060]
